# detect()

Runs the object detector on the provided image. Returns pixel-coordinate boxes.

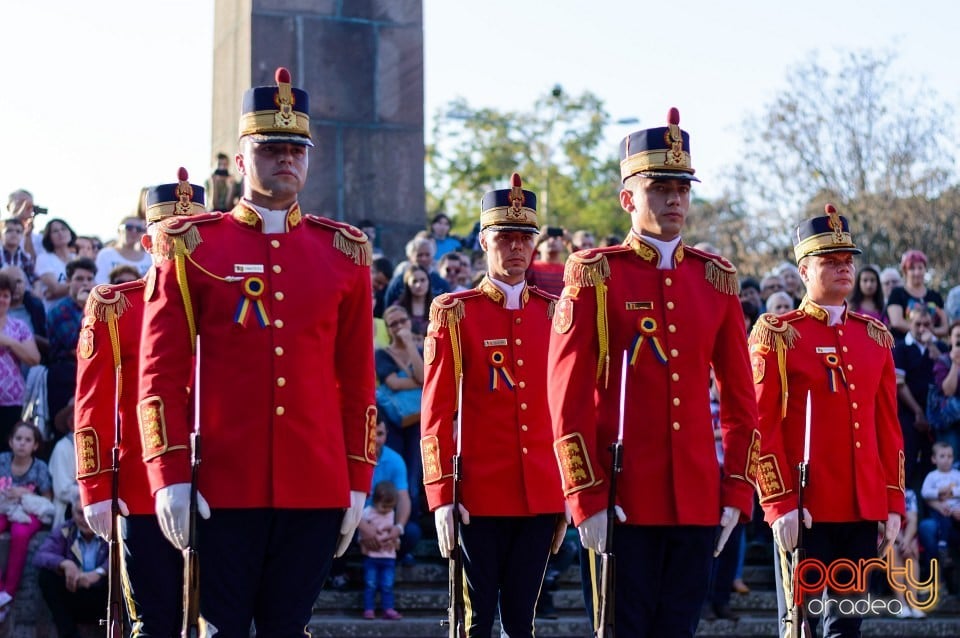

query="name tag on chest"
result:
[484,339,508,347]
[234,264,265,274]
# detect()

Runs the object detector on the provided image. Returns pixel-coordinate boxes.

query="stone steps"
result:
[304,613,960,638]
[317,545,960,638]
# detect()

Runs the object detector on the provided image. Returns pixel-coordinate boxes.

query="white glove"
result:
[335,490,368,557]
[83,498,130,540]
[155,483,211,550]
[713,506,741,557]
[771,508,812,552]
[880,513,902,553]
[434,503,471,558]
[577,506,626,553]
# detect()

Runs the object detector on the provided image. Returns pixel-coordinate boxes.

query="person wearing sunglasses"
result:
[93,216,151,285]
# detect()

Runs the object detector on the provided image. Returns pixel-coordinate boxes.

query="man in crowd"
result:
[384,236,449,306]
[422,173,566,637]
[1,218,36,285]
[750,205,904,637]
[548,109,758,636]
[205,152,242,213]
[760,273,786,306]
[137,68,375,635]
[893,304,945,489]
[6,189,44,260]
[34,499,109,638]
[75,169,206,634]
[46,257,95,419]
[357,419,420,564]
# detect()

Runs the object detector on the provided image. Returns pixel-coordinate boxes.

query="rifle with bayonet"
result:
[785,392,813,638]
[595,351,627,638]
[102,367,123,638]
[182,338,202,638]
[445,373,467,638]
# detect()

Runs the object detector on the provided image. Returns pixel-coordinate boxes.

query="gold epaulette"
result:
[305,216,372,266]
[152,212,219,261]
[84,282,140,323]
[563,249,615,287]
[750,312,801,352]
[683,245,740,295]
[428,292,470,328]
[849,312,894,348]
[528,286,558,319]
[750,311,802,419]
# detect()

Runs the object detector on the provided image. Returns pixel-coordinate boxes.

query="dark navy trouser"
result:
[583,524,715,638]
[198,508,342,637]
[122,514,184,637]
[459,514,556,638]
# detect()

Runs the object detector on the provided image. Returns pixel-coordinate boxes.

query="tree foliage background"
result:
[426,86,629,239]
[727,48,958,285]
[426,48,958,287]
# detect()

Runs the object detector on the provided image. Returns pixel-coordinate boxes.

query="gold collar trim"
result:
[799,297,847,325]
[231,202,303,232]
[625,231,684,266]
[478,275,529,308]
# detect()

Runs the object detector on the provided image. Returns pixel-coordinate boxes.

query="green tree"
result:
[731,48,957,283]
[426,87,629,239]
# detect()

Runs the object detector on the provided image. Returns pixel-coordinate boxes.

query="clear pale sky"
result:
[1,0,956,242]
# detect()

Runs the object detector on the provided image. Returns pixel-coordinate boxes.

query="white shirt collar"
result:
[821,304,846,326]
[244,200,288,234]
[639,234,682,270]
[487,277,526,310]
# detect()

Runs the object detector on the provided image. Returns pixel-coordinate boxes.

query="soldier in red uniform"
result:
[750,205,904,637]
[421,174,566,637]
[548,109,759,636]
[74,169,205,635]
[137,68,376,635]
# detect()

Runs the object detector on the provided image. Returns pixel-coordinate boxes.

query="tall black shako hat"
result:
[480,173,539,234]
[145,167,206,223]
[793,203,862,263]
[238,67,313,146]
[619,107,699,183]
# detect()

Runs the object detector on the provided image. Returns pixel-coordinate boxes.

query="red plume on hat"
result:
[825,203,844,242]
[176,167,194,214]
[509,172,525,211]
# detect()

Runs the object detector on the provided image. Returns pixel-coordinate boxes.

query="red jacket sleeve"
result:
[74,303,117,506]
[336,258,377,492]
[420,296,460,510]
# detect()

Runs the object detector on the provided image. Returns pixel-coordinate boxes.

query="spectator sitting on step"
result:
[918,441,960,584]
[49,399,79,529]
[33,498,108,635]
[0,421,52,617]
[358,418,421,565]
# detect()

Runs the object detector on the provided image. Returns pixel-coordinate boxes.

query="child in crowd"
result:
[359,481,402,620]
[891,488,927,618]
[0,422,52,619]
[918,441,960,590]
